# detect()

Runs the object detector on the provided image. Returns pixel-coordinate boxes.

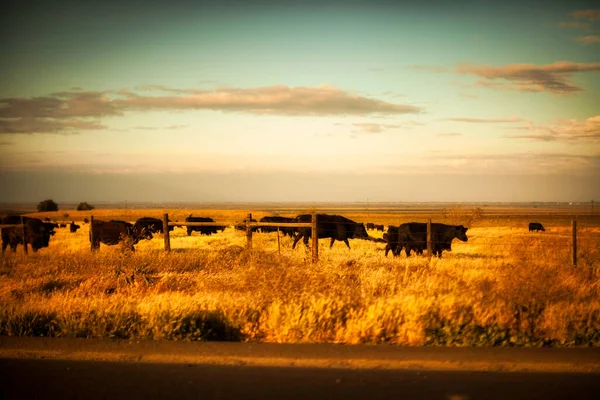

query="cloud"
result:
[445,116,523,123]
[0,91,121,119]
[425,151,600,174]
[572,9,600,21]
[576,35,600,44]
[0,141,14,146]
[557,21,591,31]
[115,84,422,116]
[455,62,600,94]
[351,123,402,133]
[436,133,462,137]
[0,118,106,134]
[0,85,421,134]
[504,116,600,143]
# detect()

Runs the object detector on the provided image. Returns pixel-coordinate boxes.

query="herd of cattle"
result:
[0,213,547,257]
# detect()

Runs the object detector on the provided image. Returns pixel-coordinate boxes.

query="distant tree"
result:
[77,202,95,211]
[37,199,59,212]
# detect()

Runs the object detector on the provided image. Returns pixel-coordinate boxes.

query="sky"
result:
[1,0,599,203]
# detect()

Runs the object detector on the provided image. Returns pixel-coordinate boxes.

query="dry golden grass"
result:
[1,209,599,346]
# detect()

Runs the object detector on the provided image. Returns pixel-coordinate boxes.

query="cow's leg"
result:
[187,227,192,236]
[343,239,350,249]
[1,241,7,253]
[385,245,390,257]
[292,233,303,249]
[330,238,336,248]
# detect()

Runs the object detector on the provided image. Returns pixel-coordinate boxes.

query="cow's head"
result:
[42,222,57,236]
[455,225,468,242]
[354,223,370,239]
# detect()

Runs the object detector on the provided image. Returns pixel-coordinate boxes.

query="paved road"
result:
[2,337,600,399]
[3,358,600,400]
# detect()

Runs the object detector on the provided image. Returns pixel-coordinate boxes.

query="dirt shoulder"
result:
[2,337,599,373]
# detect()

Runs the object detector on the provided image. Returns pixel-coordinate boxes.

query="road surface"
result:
[2,337,600,399]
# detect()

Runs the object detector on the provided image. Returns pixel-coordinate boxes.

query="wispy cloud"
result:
[560,10,600,45]
[425,151,600,174]
[131,124,188,131]
[0,85,421,134]
[455,62,600,94]
[557,21,591,31]
[351,123,402,133]
[504,116,600,143]
[116,84,422,116]
[436,133,462,137]
[445,116,523,123]
[572,9,600,21]
[576,35,600,44]
[0,141,15,146]
[0,118,106,134]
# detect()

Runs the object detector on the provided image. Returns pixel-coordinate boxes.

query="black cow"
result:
[235,218,259,232]
[185,215,225,236]
[259,216,296,237]
[384,226,400,257]
[375,224,385,232]
[59,223,67,228]
[529,222,545,232]
[132,217,173,240]
[366,223,376,230]
[292,214,372,249]
[44,222,58,236]
[90,219,138,251]
[1,216,54,253]
[70,221,80,233]
[395,222,468,258]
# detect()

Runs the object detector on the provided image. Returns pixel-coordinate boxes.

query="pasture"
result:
[1,207,599,346]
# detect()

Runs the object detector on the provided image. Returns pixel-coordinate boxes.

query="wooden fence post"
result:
[572,219,577,267]
[277,227,281,255]
[163,213,171,252]
[20,216,28,255]
[90,215,96,252]
[427,219,432,260]
[311,212,318,263]
[246,213,253,250]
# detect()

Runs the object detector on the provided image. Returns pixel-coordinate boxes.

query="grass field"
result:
[1,207,599,346]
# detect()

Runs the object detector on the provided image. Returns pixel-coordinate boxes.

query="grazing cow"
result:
[234,218,259,232]
[90,219,137,251]
[132,217,173,240]
[59,223,67,228]
[529,222,545,232]
[185,215,224,236]
[395,222,468,258]
[259,216,296,237]
[292,214,372,249]
[375,224,385,232]
[44,222,58,235]
[70,221,80,233]
[1,216,54,253]
[384,226,400,257]
[366,222,376,230]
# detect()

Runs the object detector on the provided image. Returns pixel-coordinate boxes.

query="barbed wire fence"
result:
[2,211,599,267]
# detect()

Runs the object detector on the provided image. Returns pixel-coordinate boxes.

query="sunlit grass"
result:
[1,210,599,346]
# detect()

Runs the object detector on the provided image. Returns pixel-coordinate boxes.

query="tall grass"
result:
[1,212,599,346]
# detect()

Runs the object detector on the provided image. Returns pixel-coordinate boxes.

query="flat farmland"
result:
[1,207,599,346]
